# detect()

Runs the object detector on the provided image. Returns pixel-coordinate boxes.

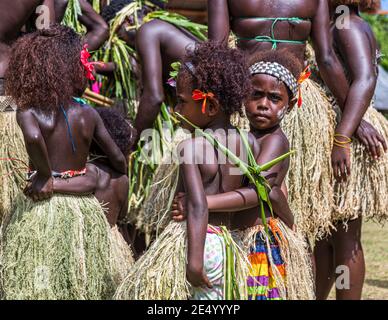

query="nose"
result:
[257,97,270,111]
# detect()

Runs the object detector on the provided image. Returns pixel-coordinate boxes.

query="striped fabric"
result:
[247,228,286,300]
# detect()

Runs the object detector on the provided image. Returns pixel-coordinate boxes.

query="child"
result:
[114,41,255,300]
[171,49,315,300]
[1,25,126,300]
[52,107,136,282]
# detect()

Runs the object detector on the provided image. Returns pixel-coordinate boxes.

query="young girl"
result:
[171,49,315,300]
[114,41,255,300]
[52,107,136,283]
[1,25,126,300]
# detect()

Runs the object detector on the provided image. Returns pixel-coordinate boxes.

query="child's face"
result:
[245,74,290,130]
[175,73,211,132]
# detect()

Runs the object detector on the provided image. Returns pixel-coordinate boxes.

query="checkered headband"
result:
[249,61,298,99]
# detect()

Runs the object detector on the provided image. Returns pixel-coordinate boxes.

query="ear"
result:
[288,97,298,112]
[206,95,221,116]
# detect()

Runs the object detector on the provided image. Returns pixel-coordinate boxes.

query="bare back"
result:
[29,103,98,172]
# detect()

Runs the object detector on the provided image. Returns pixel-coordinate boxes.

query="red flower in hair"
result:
[192,89,215,114]
[80,44,104,81]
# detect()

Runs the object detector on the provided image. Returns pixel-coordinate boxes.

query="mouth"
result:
[253,114,269,121]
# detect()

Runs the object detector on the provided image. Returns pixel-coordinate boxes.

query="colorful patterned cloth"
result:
[247,226,286,300]
[190,227,225,300]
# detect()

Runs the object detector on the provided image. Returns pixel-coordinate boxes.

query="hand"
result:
[171,192,186,222]
[186,263,213,289]
[24,174,53,202]
[355,119,387,160]
[331,143,351,183]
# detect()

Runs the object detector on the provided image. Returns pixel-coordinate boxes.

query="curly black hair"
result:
[5,24,86,112]
[101,0,164,23]
[92,108,135,158]
[248,48,303,81]
[180,41,251,116]
[101,0,133,23]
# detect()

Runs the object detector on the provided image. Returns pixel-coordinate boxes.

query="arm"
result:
[208,0,230,45]
[134,24,165,136]
[53,0,68,22]
[53,163,98,195]
[182,139,212,288]
[334,24,386,157]
[91,108,127,174]
[311,0,349,108]
[17,110,53,201]
[42,0,56,24]
[207,187,258,212]
[78,0,109,51]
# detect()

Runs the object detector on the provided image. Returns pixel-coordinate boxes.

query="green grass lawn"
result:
[329,221,388,300]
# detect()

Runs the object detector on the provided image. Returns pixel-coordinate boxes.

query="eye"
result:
[252,90,263,98]
[270,94,282,102]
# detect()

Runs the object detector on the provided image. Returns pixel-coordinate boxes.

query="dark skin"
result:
[54,0,109,51]
[93,17,200,138]
[18,102,127,201]
[133,19,200,137]
[174,73,260,289]
[52,159,132,244]
[314,4,386,301]
[208,0,383,182]
[0,0,55,78]
[329,3,387,182]
[172,74,296,230]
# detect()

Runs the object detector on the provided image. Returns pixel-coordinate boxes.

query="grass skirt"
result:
[233,219,315,300]
[109,225,134,284]
[331,104,388,225]
[0,195,117,300]
[0,108,28,223]
[134,129,190,239]
[281,79,337,240]
[114,222,250,300]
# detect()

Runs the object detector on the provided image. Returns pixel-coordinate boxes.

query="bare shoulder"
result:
[260,129,290,154]
[137,19,170,38]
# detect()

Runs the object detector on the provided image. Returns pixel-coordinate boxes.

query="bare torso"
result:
[213,0,319,62]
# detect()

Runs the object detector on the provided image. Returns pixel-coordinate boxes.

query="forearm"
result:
[208,0,230,44]
[134,92,164,135]
[53,175,96,195]
[335,79,376,138]
[94,62,116,75]
[53,0,68,22]
[79,0,109,51]
[207,188,258,212]
[187,202,208,270]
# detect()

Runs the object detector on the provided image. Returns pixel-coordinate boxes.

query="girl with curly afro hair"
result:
[114,41,258,301]
[1,25,130,300]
